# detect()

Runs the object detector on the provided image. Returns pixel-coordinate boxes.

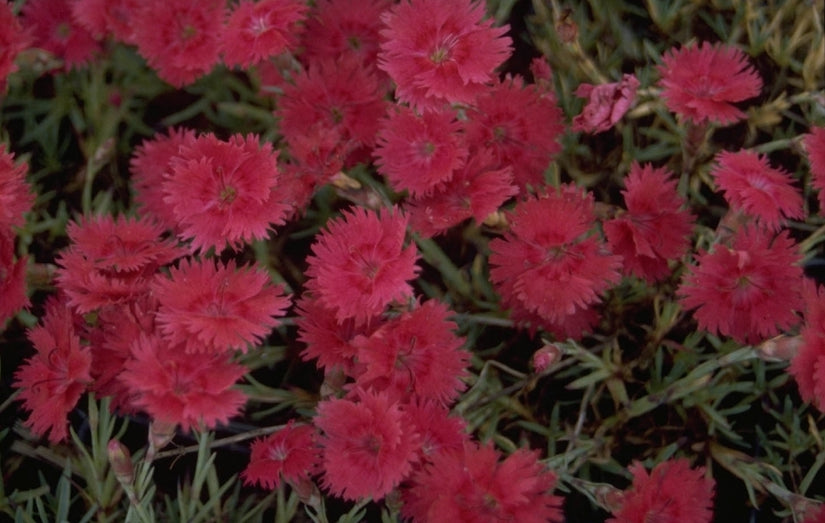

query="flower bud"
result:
[107,440,134,487]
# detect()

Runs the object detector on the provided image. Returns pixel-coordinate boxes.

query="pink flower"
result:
[242,422,320,490]
[374,105,467,196]
[608,459,715,523]
[152,259,290,354]
[163,133,290,253]
[402,441,564,523]
[14,298,92,443]
[0,3,29,93]
[0,230,29,324]
[604,162,694,282]
[658,41,762,125]
[21,0,100,69]
[804,126,825,211]
[221,0,307,68]
[489,186,622,338]
[316,389,419,501]
[678,227,803,345]
[403,400,468,464]
[572,73,639,133]
[131,0,223,87]
[70,0,139,43]
[120,333,247,432]
[711,149,803,230]
[378,0,512,111]
[0,144,34,230]
[789,281,825,412]
[305,207,419,325]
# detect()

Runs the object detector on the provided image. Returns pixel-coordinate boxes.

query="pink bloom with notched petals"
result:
[70,0,139,43]
[789,281,825,412]
[0,230,29,324]
[242,421,320,490]
[711,149,803,230]
[0,2,29,93]
[573,73,639,133]
[804,126,825,211]
[22,0,100,69]
[658,41,762,125]
[378,0,512,111]
[221,0,307,68]
[0,144,34,230]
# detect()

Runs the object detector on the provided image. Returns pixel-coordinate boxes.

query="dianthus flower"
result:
[130,0,223,87]
[152,258,290,354]
[163,133,290,253]
[21,0,100,69]
[352,299,469,404]
[801,501,825,523]
[572,73,640,134]
[378,0,512,111]
[658,41,762,125]
[678,226,803,345]
[0,230,29,324]
[711,149,803,230]
[305,207,419,325]
[221,0,307,68]
[0,144,34,230]
[70,0,138,43]
[464,75,564,193]
[402,441,564,523]
[14,298,92,443]
[489,186,622,338]
[403,400,468,464]
[130,127,197,232]
[804,126,825,211]
[0,3,29,93]
[406,151,517,237]
[608,459,715,523]
[604,162,694,282]
[374,105,467,197]
[55,215,182,313]
[120,333,247,432]
[315,389,419,501]
[242,421,320,490]
[789,281,825,412]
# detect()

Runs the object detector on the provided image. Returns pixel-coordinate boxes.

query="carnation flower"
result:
[678,226,803,345]
[711,149,803,230]
[0,3,29,93]
[163,133,290,253]
[378,0,512,110]
[315,389,419,501]
[0,144,34,230]
[374,105,467,197]
[131,0,223,87]
[242,422,320,490]
[608,459,715,523]
[489,186,622,338]
[305,207,419,325]
[70,0,138,42]
[120,333,247,432]
[658,41,762,125]
[572,73,640,133]
[21,0,100,69]
[152,259,290,354]
[55,215,183,313]
[14,298,92,443]
[403,400,468,464]
[789,281,825,412]
[804,126,825,211]
[604,162,694,282]
[463,75,564,193]
[221,0,307,68]
[352,299,469,404]
[402,441,564,523]
[0,230,29,324]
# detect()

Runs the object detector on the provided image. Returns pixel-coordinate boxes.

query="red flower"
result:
[804,126,825,211]
[70,0,139,43]
[163,133,290,253]
[711,150,803,230]
[572,73,639,134]
[21,0,100,69]
[0,3,29,93]
[152,258,290,354]
[489,186,622,338]
[378,0,512,110]
[120,333,247,432]
[463,75,564,194]
[131,0,223,87]
[14,298,92,443]
[402,441,564,523]
[352,299,469,404]
[221,0,307,68]
[403,400,468,464]
[0,144,34,230]
[608,459,715,523]
[678,227,803,345]
[242,422,320,490]
[55,215,182,313]
[305,206,419,325]
[658,41,762,125]
[315,389,419,501]
[374,105,467,197]
[789,281,825,412]
[604,162,694,282]
[0,230,29,324]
